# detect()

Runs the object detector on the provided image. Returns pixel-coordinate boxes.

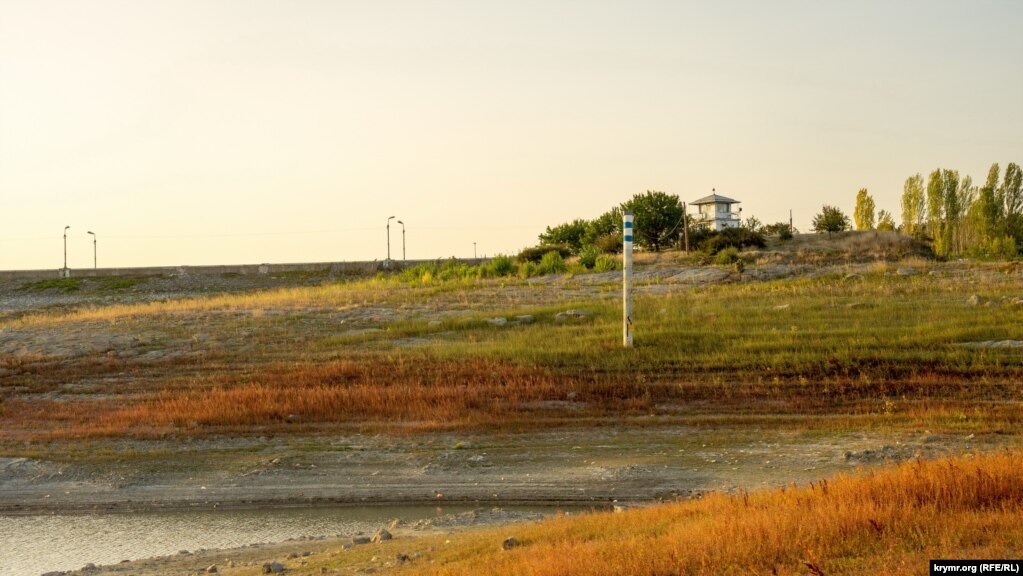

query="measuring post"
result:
[623,210,634,348]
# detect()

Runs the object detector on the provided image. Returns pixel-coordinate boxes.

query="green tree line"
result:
[850,162,1021,258]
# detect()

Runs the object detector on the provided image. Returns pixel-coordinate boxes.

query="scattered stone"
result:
[427,320,443,328]
[396,553,410,564]
[958,340,1023,349]
[352,536,371,545]
[843,273,862,280]
[263,562,286,574]
[388,518,403,530]
[372,528,393,543]
[896,267,918,276]
[967,294,989,306]
[302,551,312,557]
[41,572,66,576]
[178,550,191,555]
[612,504,629,513]
[287,552,299,559]
[515,315,535,324]
[81,566,97,572]
[502,537,520,551]
[486,317,508,327]
[773,304,790,311]
[206,565,218,574]
[846,302,866,309]
[555,309,588,322]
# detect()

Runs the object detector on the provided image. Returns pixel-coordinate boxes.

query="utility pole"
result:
[87,231,96,268]
[789,209,793,234]
[623,211,634,348]
[63,225,70,277]
[397,220,406,260]
[682,202,690,254]
[473,242,477,259]
[386,216,395,263]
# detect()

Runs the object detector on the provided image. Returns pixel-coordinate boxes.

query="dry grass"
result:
[405,451,1023,576]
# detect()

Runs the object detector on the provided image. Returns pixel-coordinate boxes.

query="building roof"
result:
[690,193,740,205]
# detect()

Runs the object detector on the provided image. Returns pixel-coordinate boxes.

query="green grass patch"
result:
[19,278,82,293]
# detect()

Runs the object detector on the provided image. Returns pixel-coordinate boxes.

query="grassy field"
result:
[3,245,1023,574]
[270,451,1021,576]
[3,259,1023,440]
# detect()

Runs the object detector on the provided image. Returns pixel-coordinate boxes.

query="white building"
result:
[690,192,741,231]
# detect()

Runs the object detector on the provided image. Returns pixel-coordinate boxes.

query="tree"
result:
[941,169,960,255]
[538,219,588,254]
[853,188,876,230]
[812,205,850,237]
[582,207,623,253]
[974,163,1004,247]
[876,210,896,231]
[901,173,925,237]
[742,216,763,233]
[926,169,946,255]
[620,191,684,252]
[1002,163,1023,244]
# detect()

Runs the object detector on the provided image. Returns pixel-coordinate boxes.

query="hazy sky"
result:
[2,1,1022,269]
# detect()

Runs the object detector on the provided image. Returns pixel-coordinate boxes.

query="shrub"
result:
[593,254,618,272]
[518,244,572,263]
[714,247,740,265]
[698,228,766,254]
[536,251,568,275]
[484,254,516,277]
[518,261,538,278]
[778,227,793,241]
[593,232,623,254]
[577,245,600,269]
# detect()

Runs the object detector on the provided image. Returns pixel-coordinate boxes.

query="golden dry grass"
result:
[405,451,1023,576]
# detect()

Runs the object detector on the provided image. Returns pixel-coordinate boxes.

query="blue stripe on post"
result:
[624,235,633,242]
[624,221,633,228]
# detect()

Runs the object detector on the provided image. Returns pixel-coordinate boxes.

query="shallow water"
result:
[2,504,548,576]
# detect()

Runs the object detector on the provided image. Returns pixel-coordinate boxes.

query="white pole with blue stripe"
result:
[623,210,634,348]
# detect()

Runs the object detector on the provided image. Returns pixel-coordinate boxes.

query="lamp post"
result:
[87,231,96,269]
[63,225,70,276]
[473,242,477,259]
[386,216,395,262]
[397,220,405,261]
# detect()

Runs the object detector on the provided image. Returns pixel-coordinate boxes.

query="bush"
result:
[714,246,740,265]
[536,251,568,275]
[484,254,516,277]
[778,227,793,241]
[593,232,623,254]
[577,245,600,269]
[698,228,766,254]
[517,244,572,263]
[518,261,538,278]
[593,254,618,272]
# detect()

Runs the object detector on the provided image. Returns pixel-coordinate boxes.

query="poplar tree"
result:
[853,188,876,230]
[901,174,925,237]
[926,169,946,255]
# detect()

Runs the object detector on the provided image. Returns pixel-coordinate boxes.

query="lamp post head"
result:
[65,225,70,231]
[87,231,95,236]
[397,220,403,226]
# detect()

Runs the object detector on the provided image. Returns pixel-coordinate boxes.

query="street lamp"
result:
[87,231,96,269]
[473,242,477,259]
[386,215,395,262]
[63,225,70,275]
[397,220,405,261]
